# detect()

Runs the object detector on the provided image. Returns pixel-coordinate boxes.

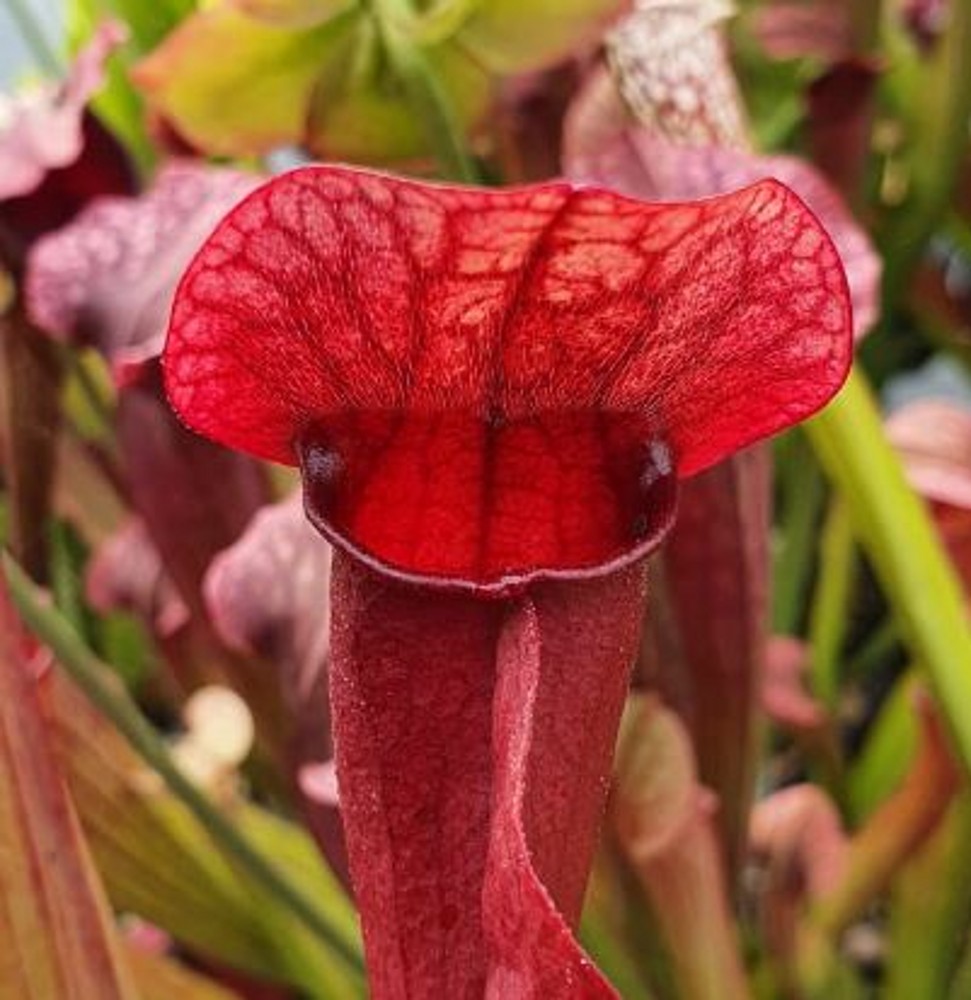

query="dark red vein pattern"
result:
[163,165,853,1000]
[563,132,880,340]
[164,166,850,590]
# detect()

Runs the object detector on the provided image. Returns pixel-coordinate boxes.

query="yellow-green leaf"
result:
[309,16,490,163]
[0,585,137,1000]
[231,0,358,28]
[48,669,363,998]
[458,0,625,74]
[133,5,351,156]
[126,948,242,1000]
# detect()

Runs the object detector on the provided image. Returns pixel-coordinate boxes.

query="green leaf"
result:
[394,0,480,45]
[126,948,242,1000]
[0,583,138,1000]
[772,430,826,634]
[48,518,91,637]
[231,0,358,29]
[807,498,857,711]
[580,898,657,1000]
[729,17,810,154]
[133,6,352,156]
[847,670,918,822]
[310,10,488,173]
[806,369,971,775]
[133,1,489,169]
[68,0,196,53]
[96,612,153,691]
[3,555,365,996]
[66,3,157,172]
[457,0,625,74]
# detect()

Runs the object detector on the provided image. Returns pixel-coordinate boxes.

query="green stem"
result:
[845,617,899,682]
[808,498,857,711]
[847,669,918,823]
[805,369,971,774]
[59,345,115,438]
[371,0,479,182]
[2,554,365,980]
[773,432,826,634]
[2,0,62,74]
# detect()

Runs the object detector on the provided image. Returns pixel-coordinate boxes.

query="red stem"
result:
[329,553,647,998]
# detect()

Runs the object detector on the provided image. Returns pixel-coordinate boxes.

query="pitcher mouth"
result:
[297,411,679,597]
